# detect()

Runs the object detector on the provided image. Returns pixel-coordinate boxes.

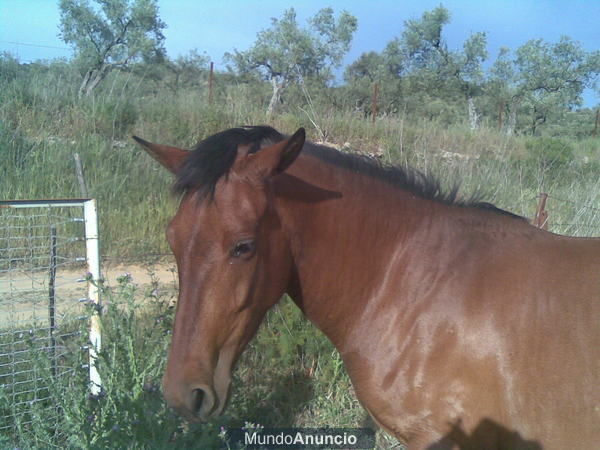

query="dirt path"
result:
[0,261,179,326]
[0,262,178,293]
[101,260,178,287]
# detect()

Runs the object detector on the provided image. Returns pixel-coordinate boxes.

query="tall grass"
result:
[2,65,598,259]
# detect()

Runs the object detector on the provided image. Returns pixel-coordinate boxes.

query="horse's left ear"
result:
[132,136,188,174]
[247,128,306,177]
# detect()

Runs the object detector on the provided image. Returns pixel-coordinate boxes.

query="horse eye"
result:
[230,239,256,258]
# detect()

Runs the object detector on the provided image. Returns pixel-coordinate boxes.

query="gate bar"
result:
[83,199,102,395]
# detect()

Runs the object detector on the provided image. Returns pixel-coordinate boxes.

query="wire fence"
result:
[0,199,100,438]
[532,192,600,236]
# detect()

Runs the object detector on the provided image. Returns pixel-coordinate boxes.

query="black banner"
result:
[224,427,376,449]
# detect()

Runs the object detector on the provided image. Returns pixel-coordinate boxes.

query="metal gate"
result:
[0,199,101,435]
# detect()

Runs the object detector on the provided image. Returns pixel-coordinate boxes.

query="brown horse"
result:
[133,126,600,449]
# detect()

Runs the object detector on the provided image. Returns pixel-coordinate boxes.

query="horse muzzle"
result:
[163,377,228,422]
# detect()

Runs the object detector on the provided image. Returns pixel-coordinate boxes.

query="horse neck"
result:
[273,151,445,350]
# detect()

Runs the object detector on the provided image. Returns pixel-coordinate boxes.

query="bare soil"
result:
[0,261,179,326]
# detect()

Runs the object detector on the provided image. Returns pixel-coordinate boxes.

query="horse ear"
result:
[132,136,188,174]
[246,128,306,177]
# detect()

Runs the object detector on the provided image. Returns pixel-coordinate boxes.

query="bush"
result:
[89,97,139,139]
[0,121,34,172]
[525,137,574,171]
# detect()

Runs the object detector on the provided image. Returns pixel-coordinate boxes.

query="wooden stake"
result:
[372,83,379,124]
[533,193,549,230]
[208,62,214,105]
[73,153,89,198]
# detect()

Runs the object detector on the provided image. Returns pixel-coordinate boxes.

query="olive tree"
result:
[225,7,357,117]
[489,37,600,134]
[59,0,166,97]
[400,6,488,129]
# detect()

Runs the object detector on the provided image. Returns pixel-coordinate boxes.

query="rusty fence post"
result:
[533,193,549,230]
[371,83,379,124]
[208,62,214,105]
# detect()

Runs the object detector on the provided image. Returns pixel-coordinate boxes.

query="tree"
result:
[399,6,488,129]
[129,49,210,95]
[343,48,406,115]
[344,6,488,127]
[225,8,357,117]
[0,52,22,84]
[344,52,386,113]
[487,47,516,132]
[488,37,600,135]
[401,5,451,71]
[58,0,166,97]
[163,49,210,93]
[459,32,488,129]
[515,37,599,134]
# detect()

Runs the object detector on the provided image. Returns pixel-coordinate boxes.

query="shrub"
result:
[0,121,34,172]
[524,137,574,171]
[88,97,139,139]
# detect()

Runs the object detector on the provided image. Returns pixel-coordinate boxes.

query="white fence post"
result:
[84,199,102,395]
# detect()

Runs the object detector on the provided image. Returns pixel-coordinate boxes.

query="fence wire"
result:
[0,202,92,438]
[533,193,600,236]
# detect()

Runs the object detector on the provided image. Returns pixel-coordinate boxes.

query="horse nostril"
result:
[180,384,215,421]
[190,388,205,415]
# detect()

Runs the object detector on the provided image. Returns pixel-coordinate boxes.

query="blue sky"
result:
[1,0,599,105]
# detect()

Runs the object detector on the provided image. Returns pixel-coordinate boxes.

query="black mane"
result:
[174,126,283,199]
[174,125,523,219]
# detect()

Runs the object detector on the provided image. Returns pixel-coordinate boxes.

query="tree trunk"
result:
[530,107,547,136]
[505,97,520,136]
[78,65,110,98]
[266,77,285,118]
[467,96,480,130]
[498,102,504,131]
